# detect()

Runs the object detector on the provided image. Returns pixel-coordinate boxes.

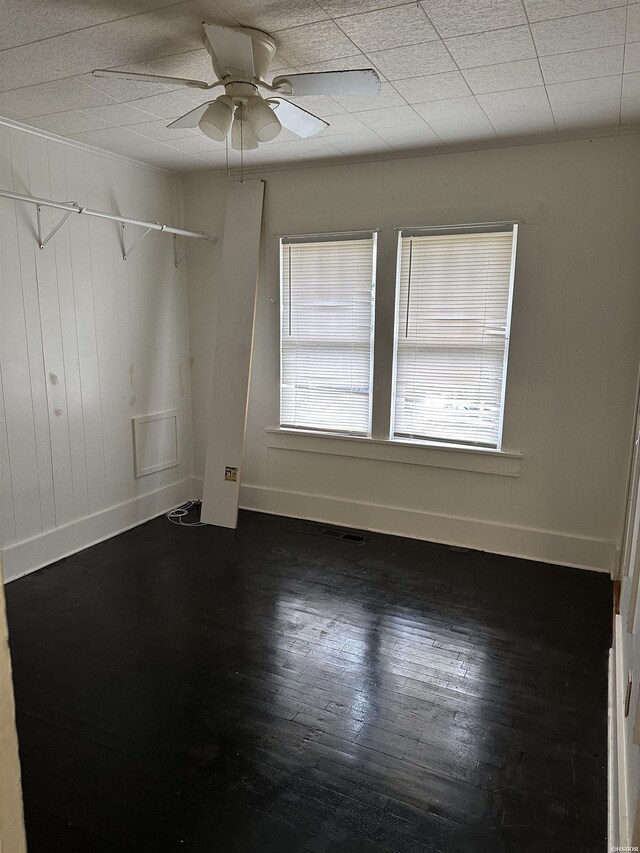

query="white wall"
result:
[184,134,640,572]
[0,125,195,580]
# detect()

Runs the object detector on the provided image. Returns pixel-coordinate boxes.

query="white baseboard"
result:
[238,484,617,573]
[2,479,195,583]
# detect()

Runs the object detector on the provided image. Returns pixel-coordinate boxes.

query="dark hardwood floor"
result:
[5,510,611,853]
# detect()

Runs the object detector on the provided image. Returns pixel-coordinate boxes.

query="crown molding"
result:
[0,115,182,180]
[183,122,640,181]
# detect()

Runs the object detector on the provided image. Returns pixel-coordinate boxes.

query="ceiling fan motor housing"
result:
[203,25,277,84]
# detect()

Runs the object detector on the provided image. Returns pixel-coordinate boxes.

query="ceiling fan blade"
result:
[167,102,213,129]
[271,70,381,97]
[269,98,328,138]
[203,24,255,78]
[92,68,211,89]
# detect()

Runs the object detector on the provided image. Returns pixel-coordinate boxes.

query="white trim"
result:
[1,478,195,583]
[0,116,180,179]
[610,635,621,851]
[266,427,522,476]
[239,484,616,572]
[613,613,632,847]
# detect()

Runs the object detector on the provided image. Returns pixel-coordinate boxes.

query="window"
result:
[280,233,376,435]
[392,226,517,448]
[278,223,519,453]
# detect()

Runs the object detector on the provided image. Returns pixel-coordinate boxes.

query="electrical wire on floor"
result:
[166,500,205,527]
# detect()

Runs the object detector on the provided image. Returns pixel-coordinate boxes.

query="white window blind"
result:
[280,234,376,435]
[393,226,517,448]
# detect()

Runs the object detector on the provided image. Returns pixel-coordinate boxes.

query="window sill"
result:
[265,428,522,477]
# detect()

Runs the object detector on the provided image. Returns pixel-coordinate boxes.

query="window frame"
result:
[278,230,378,437]
[390,223,519,451]
[275,220,520,460]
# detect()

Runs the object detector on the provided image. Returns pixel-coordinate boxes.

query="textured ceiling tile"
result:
[463,59,543,95]
[317,113,369,135]
[420,0,527,38]
[445,26,536,69]
[368,41,456,80]
[0,78,116,119]
[315,0,400,15]
[328,130,392,154]
[70,126,152,148]
[356,105,425,129]
[623,71,640,98]
[164,135,223,153]
[337,4,438,53]
[524,0,624,23]
[212,0,328,31]
[272,20,361,66]
[123,91,208,119]
[111,141,199,168]
[25,110,113,135]
[488,106,556,135]
[427,115,497,141]
[373,123,440,147]
[531,8,627,57]
[622,96,640,123]
[246,137,338,160]
[83,102,160,125]
[413,96,487,123]
[334,82,405,111]
[539,45,624,84]
[628,5,640,43]
[625,43,640,73]
[0,2,231,91]
[191,149,232,167]
[124,119,198,141]
[392,71,471,104]
[477,86,550,114]
[0,0,182,50]
[547,75,622,106]
[552,98,620,129]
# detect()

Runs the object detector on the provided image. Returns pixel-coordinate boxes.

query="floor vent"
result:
[319,528,367,544]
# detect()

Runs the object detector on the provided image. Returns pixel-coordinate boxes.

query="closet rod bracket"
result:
[121,222,156,261]
[174,235,187,268]
[36,202,77,250]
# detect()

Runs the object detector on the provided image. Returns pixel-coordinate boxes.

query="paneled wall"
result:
[184,133,640,572]
[0,125,194,580]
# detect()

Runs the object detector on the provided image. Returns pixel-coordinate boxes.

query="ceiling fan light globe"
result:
[198,95,234,141]
[231,105,259,151]
[246,95,282,142]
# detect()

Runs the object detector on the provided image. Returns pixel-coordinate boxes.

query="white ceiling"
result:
[1,0,639,172]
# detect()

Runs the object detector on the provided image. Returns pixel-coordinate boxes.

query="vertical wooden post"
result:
[201,180,265,529]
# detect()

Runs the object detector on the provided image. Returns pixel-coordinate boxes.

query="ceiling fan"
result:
[92,24,381,151]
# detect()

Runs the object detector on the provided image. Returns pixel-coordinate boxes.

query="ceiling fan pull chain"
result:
[240,120,245,184]
[225,134,230,176]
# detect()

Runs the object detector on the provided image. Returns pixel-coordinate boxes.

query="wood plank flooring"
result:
[5,510,612,852]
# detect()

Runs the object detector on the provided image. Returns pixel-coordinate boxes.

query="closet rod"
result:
[0,188,215,242]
